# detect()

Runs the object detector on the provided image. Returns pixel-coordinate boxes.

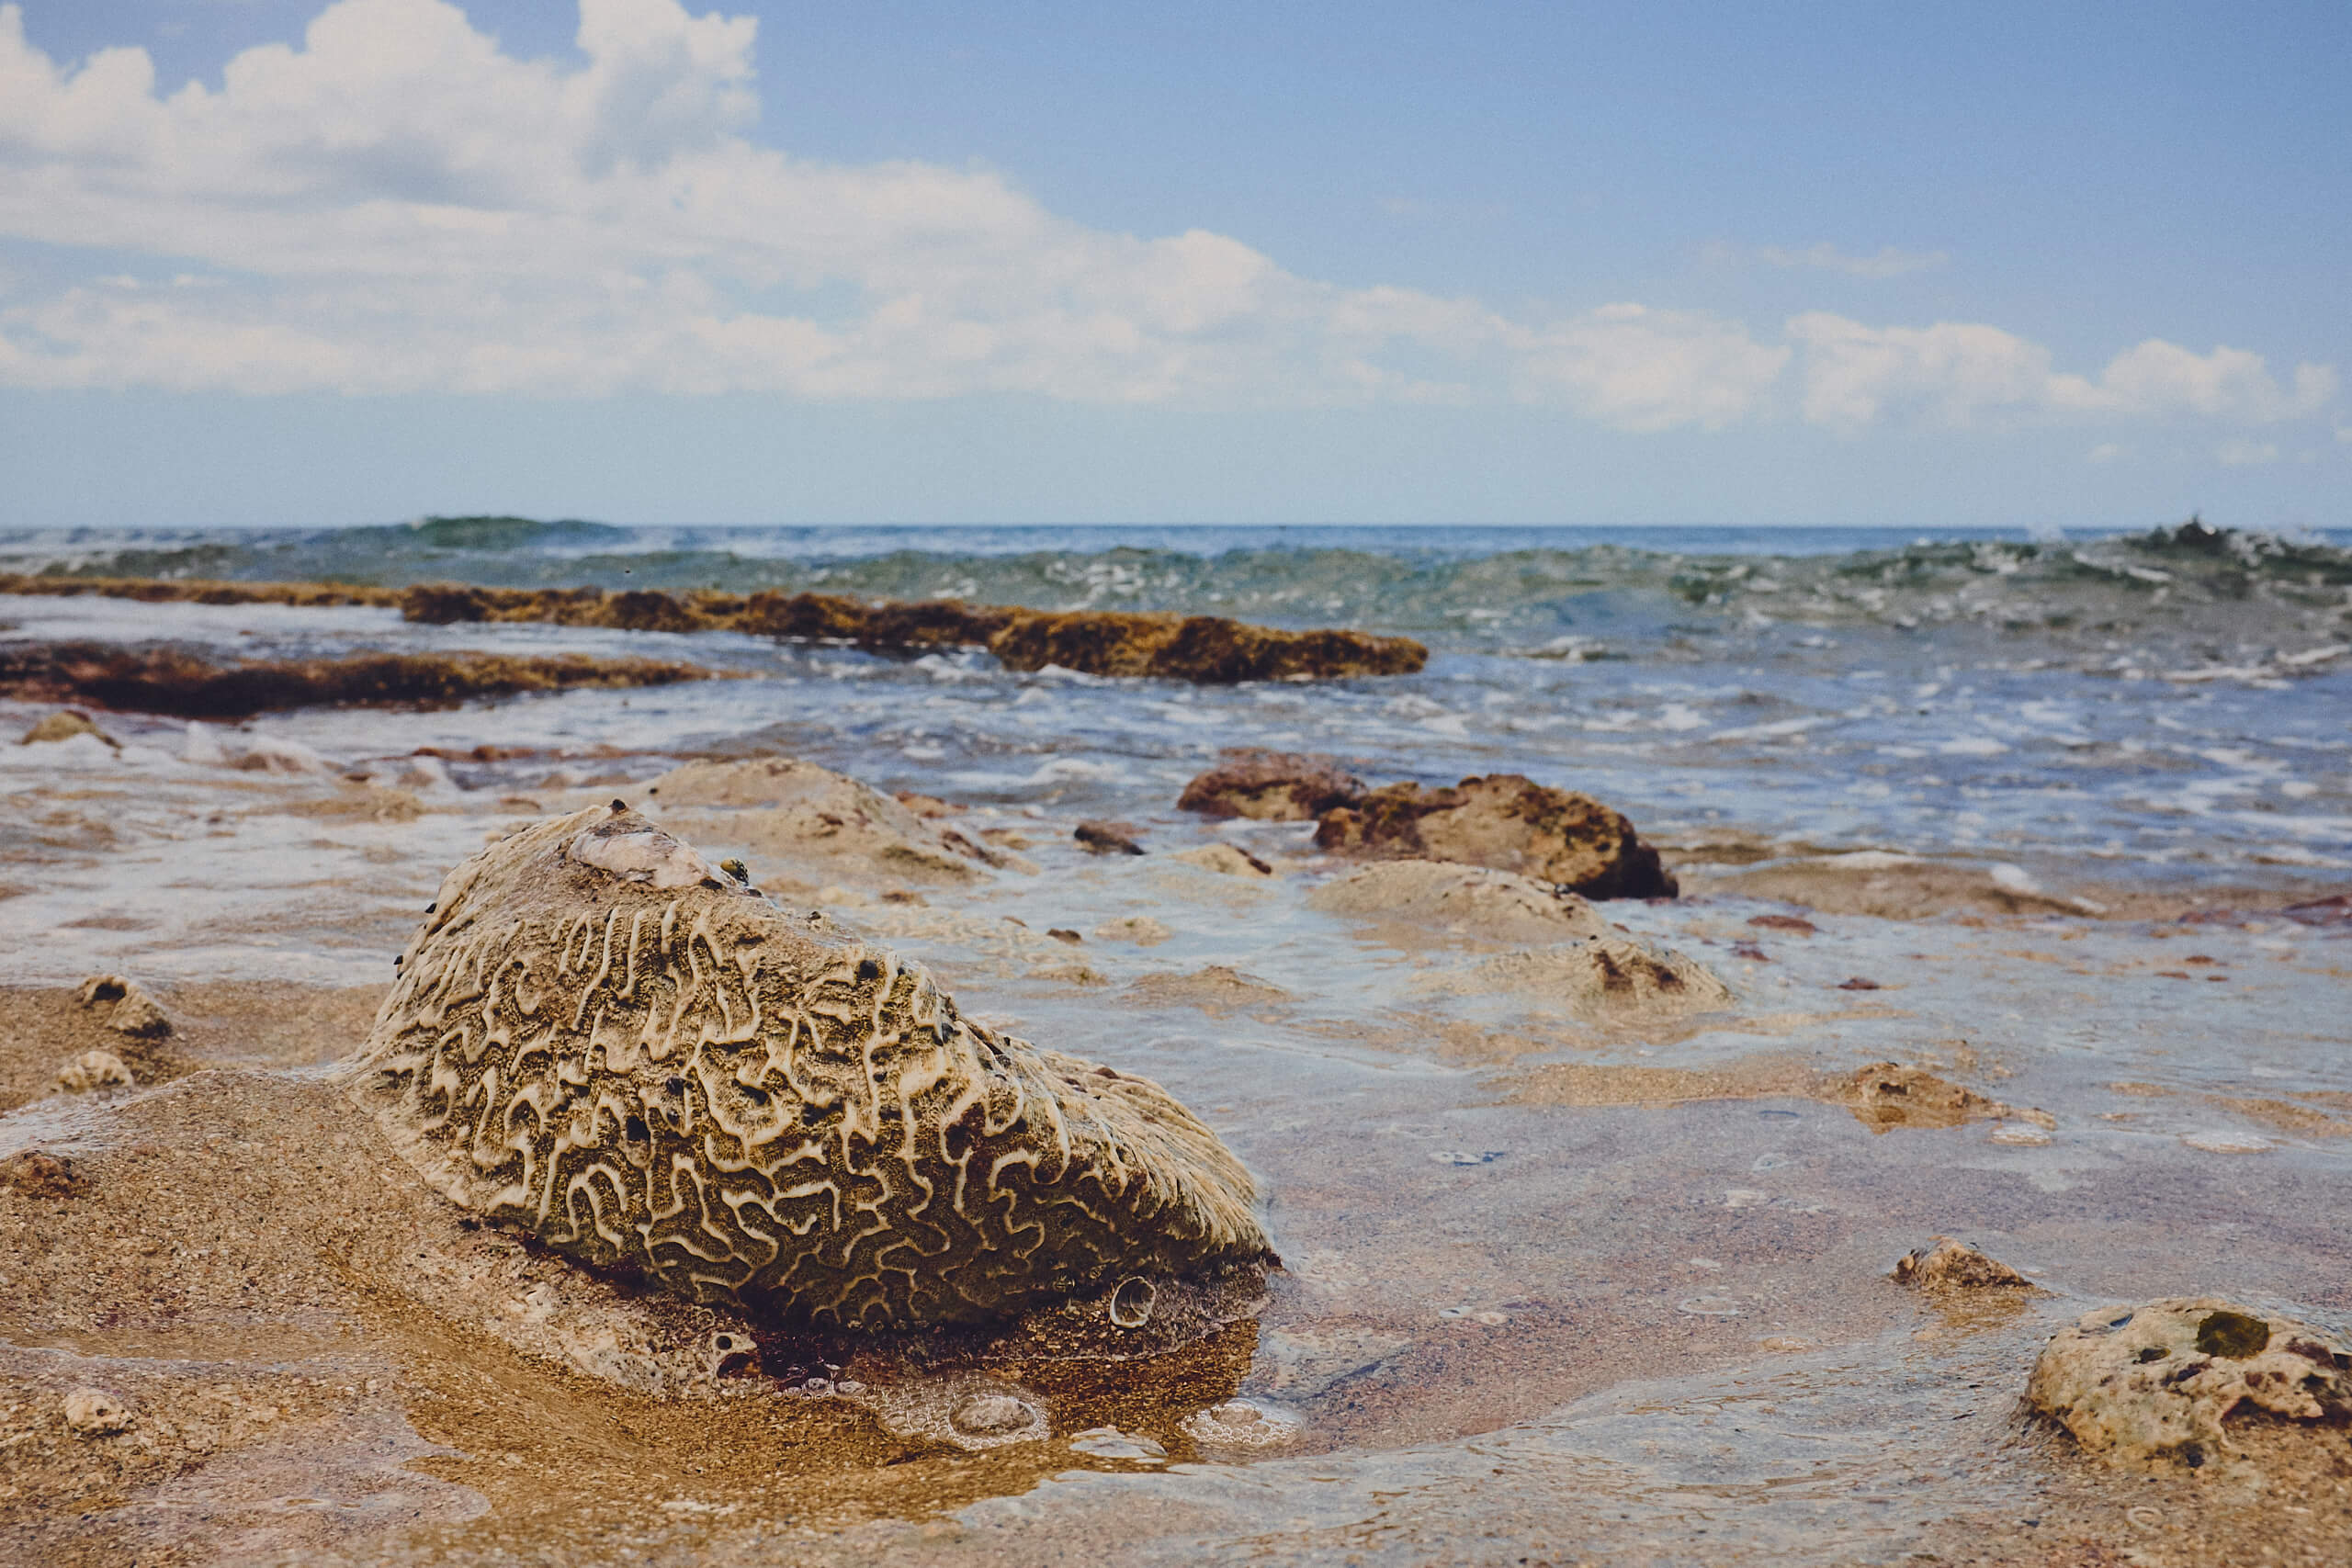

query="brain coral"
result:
[342,803,1270,1329]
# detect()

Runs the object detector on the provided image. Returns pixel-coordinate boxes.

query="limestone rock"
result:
[1170,843,1273,878]
[1313,774,1677,899]
[55,1049,135,1094]
[646,757,1000,888]
[1092,916,1172,946]
[1894,1236,2034,1290]
[342,804,1271,1330]
[1178,750,1363,820]
[1306,860,1609,946]
[1415,936,1731,1018]
[75,974,172,1038]
[2028,1298,2352,1471]
[62,1389,132,1437]
[1829,1063,2052,1134]
[18,709,117,748]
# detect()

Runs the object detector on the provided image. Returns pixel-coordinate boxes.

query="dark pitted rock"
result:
[1178,749,1364,820]
[341,804,1271,1330]
[2028,1298,2352,1473]
[1313,773,1677,899]
[1894,1236,2035,1290]
[0,641,722,718]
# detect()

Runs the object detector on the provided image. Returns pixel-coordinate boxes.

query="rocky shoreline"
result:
[0,573,1429,684]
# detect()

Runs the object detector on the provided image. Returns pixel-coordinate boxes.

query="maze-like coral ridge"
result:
[345,806,1266,1329]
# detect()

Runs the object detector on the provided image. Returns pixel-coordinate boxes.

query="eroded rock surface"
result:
[1893,1236,2034,1291]
[1313,774,1677,899]
[1829,1063,2053,1134]
[647,757,1003,889]
[2029,1298,2352,1472]
[1413,936,1731,1019]
[1307,860,1610,946]
[341,804,1271,1329]
[1178,750,1364,820]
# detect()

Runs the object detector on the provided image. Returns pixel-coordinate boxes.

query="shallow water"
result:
[3,523,2350,1565]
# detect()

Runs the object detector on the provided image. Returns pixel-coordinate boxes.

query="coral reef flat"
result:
[4,521,2350,1565]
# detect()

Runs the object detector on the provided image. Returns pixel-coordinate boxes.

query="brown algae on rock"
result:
[1312,773,1678,899]
[341,803,1272,1330]
[2028,1298,2352,1472]
[1177,749,1364,820]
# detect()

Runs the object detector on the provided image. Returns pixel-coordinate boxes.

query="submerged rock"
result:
[1170,842,1274,878]
[1414,936,1731,1019]
[1313,774,1677,899]
[1894,1236,2034,1291]
[1076,820,1147,856]
[1307,860,1609,946]
[1178,750,1364,820]
[342,804,1271,1330]
[1829,1063,2053,1134]
[2028,1298,2352,1472]
[646,757,1001,889]
[17,709,118,748]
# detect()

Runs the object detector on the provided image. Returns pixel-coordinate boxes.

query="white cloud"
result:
[1788,313,2336,434]
[2087,442,2124,463]
[2215,439,2279,467]
[1755,243,1948,279]
[0,0,2337,444]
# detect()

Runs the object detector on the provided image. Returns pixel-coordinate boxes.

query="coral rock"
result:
[1178,750,1364,820]
[2028,1298,2352,1471]
[62,1389,133,1437]
[342,804,1270,1330]
[1893,1236,2033,1290]
[1313,774,1677,899]
[55,1049,136,1094]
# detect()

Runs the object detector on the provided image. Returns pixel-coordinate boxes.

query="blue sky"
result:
[1,0,2346,528]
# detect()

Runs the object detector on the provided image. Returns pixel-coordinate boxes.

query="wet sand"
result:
[4,728,2351,1565]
